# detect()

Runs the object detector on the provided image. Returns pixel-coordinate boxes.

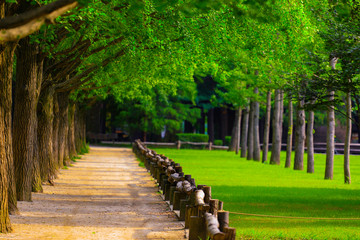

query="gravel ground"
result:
[1,146,186,240]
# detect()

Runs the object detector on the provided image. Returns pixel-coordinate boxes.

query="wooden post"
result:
[203,186,211,204]
[219,201,224,210]
[164,183,171,201]
[223,227,236,240]
[218,211,229,232]
[180,199,189,221]
[177,140,181,149]
[189,216,206,240]
[210,199,219,217]
[209,141,213,150]
[173,191,187,210]
[169,186,177,205]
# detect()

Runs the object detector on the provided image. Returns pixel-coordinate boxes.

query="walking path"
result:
[2,146,186,240]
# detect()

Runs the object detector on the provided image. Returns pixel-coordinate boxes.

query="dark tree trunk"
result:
[208,109,215,143]
[262,90,272,163]
[294,98,305,170]
[253,88,261,161]
[68,103,77,158]
[0,40,16,233]
[220,108,228,143]
[247,101,254,160]
[13,37,39,201]
[37,87,57,182]
[285,98,293,168]
[307,106,315,173]
[344,92,351,184]
[57,92,70,166]
[53,95,61,168]
[229,107,242,152]
[270,89,282,165]
[240,106,249,158]
[32,114,43,193]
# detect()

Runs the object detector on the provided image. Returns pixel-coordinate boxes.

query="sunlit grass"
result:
[153,148,360,240]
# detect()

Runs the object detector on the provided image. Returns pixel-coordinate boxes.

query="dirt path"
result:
[1,146,186,240]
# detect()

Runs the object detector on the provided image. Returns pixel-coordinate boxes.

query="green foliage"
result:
[155,148,360,240]
[214,139,223,146]
[177,133,209,142]
[224,136,231,146]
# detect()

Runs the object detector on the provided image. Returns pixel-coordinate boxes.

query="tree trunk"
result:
[53,94,61,168]
[37,87,56,182]
[285,98,293,168]
[307,106,315,173]
[247,101,254,160]
[13,37,39,201]
[229,107,242,152]
[0,39,16,233]
[253,88,261,161]
[262,90,272,163]
[240,106,249,158]
[344,92,351,184]
[220,108,228,143]
[325,57,337,180]
[270,89,281,165]
[325,91,335,179]
[57,92,70,166]
[294,98,305,170]
[32,114,43,193]
[208,109,215,143]
[68,103,77,158]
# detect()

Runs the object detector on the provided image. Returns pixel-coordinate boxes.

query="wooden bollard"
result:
[179,199,188,221]
[175,165,183,173]
[210,199,219,217]
[173,191,185,210]
[223,227,236,240]
[219,201,224,210]
[169,186,177,205]
[164,183,171,200]
[218,211,229,232]
[160,175,167,190]
[189,216,207,240]
[177,140,181,149]
[203,186,211,204]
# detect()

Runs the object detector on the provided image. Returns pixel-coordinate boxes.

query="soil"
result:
[1,146,186,240]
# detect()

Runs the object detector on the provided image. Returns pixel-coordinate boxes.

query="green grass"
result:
[153,148,360,240]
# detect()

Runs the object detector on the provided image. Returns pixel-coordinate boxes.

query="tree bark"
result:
[208,108,215,143]
[285,98,293,168]
[13,37,39,201]
[270,89,281,165]
[229,107,242,152]
[32,114,43,193]
[325,57,337,180]
[37,87,57,182]
[240,106,249,158]
[325,91,335,179]
[0,39,16,233]
[262,90,272,163]
[253,88,261,161]
[68,103,77,158]
[57,92,70,166]
[307,106,315,173]
[220,108,228,143]
[247,101,254,160]
[294,98,305,170]
[53,94,61,168]
[344,92,351,184]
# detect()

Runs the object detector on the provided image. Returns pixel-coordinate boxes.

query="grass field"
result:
[153,148,360,240]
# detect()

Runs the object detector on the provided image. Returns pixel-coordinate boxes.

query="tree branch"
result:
[0,0,78,43]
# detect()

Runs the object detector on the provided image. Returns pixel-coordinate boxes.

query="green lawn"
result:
[153,148,360,240]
